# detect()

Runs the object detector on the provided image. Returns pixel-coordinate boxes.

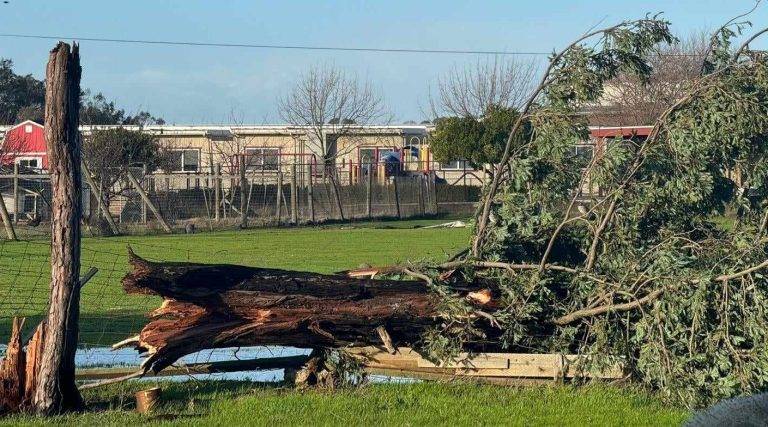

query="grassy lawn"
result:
[0,218,470,344]
[1,381,690,426]
[0,219,692,425]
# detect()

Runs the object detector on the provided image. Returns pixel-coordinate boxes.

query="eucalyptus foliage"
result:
[416,15,768,407]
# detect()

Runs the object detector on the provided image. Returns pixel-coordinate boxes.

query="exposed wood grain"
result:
[33,41,84,415]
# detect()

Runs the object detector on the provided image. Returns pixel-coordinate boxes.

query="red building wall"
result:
[0,120,48,170]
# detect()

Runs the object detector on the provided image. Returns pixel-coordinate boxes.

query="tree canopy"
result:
[429,106,521,168]
[0,59,163,126]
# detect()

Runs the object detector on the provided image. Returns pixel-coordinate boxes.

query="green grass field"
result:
[1,381,689,426]
[0,219,470,344]
[0,220,691,425]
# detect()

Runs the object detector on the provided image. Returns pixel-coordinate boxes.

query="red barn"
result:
[1,120,48,171]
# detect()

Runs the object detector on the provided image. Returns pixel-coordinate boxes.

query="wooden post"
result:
[81,161,119,235]
[275,171,283,223]
[141,164,148,224]
[329,172,345,221]
[125,170,172,233]
[366,168,372,219]
[0,187,17,240]
[430,173,438,215]
[239,155,248,229]
[214,164,221,221]
[290,164,298,225]
[33,42,83,415]
[393,176,402,219]
[307,167,315,223]
[12,163,19,223]
[418,175,425,216]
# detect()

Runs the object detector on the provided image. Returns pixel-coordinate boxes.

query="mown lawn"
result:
[1,381,690,426]
[0,218,470,344]
[0,219,692,425]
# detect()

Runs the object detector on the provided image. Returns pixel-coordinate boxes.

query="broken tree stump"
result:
[118,249,499,374]
[0,319,46,415]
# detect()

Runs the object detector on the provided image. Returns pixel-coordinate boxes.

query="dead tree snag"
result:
[32,41,83,415]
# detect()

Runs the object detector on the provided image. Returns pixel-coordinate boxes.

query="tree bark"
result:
[119,249,498,374]
[33,41,83,415]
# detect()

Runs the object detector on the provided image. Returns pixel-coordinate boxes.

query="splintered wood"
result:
[0,318,46,415]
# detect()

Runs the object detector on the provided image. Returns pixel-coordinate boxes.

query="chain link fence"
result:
[0,162,480,238]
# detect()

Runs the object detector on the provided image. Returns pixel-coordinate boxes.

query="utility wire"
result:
[0,33,551,56]
[0,33,741,57]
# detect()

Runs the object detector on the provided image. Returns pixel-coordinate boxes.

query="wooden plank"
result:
[346,347,624,380]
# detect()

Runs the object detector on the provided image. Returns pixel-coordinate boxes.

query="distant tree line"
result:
[0,58,164,126]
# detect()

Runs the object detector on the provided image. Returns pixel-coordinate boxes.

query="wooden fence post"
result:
[12,163,19,223]
[239,155,248,229]
[430,173,439,215]
[141,164,148,224]
[366,168,373,219]
[392,176,402,219]
[418,175,425,216]
[214,164,221,221]
[290,164,298,225]
[81,161,120,235]
[125,170,172,233]
[275,171,283,223]
[0,187,17,240]
[329,172,345,221]
[307,167,315,223]
[33,42,83,415]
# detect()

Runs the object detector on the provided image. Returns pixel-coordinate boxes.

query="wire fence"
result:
[0,161,480,238]
[0,162,480,376]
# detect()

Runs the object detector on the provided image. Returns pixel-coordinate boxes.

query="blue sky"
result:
[1,0,767,124]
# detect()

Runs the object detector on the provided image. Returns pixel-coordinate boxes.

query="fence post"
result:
[126,170,172,233]
[33,41,83,414]
[0,186,16,240]
[430,173,439,214]
[141,164,148,224]
[329,172,345,221]
[418,175,425,216]
[275,171,283,223]
[214,163,221,221]
[366,167,372,219]
[12,163,19,223]
[239,155,248,229]
[393,176,402,219]
[307,167,315,223]
[81,161,120,236]
[290,164,298,225]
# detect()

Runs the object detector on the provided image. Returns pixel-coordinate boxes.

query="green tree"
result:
[430,106,521,170]
[0,58,45,124]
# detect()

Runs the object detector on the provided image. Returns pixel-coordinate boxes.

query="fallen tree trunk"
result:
[120,249,497,374]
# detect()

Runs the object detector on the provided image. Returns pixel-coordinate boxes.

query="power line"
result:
[0,33,552,56]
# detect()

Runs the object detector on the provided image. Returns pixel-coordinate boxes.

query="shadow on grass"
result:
[82,380,285,418]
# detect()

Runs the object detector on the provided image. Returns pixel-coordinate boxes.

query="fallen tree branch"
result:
[119,249,500,373]
[552,289,665,325]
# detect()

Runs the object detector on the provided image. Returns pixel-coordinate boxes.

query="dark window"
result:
[171,149,200,172]
[245,148,280,171]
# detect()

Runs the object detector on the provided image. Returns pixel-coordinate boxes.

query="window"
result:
[22,195,35,214]
[24,125,33,134]
[358,147,397,165]
[170,149,200,172]
[440,160,469,170]
[244,148,279,171]
[16,157,41,170]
